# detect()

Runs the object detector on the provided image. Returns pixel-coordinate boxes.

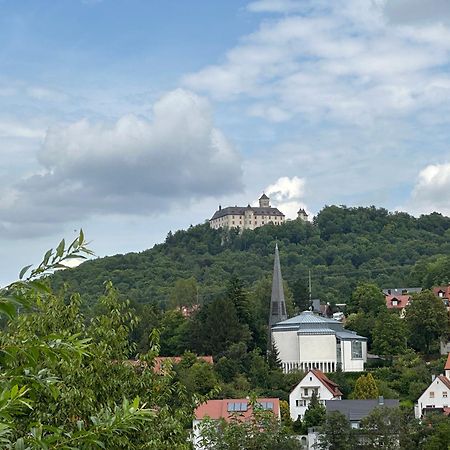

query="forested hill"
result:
[52,206,450,308]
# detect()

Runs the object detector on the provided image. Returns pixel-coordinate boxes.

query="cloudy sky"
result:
[1,0,450,285]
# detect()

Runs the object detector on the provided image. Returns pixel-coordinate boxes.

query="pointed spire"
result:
[269,243,288,329]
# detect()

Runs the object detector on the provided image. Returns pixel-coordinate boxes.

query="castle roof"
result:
[210,206,284,221]
[259,193,269,200]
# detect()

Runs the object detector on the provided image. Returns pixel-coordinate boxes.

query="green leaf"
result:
[43,248,53,265]
[19,264,32,280]
[56,239,65,258]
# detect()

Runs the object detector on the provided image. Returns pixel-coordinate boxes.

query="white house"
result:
[289,369,342,421]
[272,311,367,373]
[414,353,450,419]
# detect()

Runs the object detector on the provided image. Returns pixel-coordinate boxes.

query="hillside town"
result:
[3,1,450,448]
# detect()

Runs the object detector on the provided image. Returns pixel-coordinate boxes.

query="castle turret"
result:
[269,244,288,329]
[259,193,270,208]
[297,208,308,221]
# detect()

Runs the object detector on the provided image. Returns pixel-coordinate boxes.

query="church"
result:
[269,245,367,373]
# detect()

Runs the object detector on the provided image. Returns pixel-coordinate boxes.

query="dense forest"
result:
[52,205,450,310]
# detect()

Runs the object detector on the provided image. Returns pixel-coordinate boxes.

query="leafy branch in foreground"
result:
[0,234,199,449]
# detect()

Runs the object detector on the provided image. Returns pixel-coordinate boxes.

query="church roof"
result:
[210,206,284,221]
[272,311,367,340]
[275,311,338,326]
[269,244,288,327]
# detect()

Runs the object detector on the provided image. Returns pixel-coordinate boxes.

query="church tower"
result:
[269,243,288,328]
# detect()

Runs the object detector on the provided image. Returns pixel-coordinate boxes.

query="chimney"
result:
[378,396,384,406]
[219,205,221,210]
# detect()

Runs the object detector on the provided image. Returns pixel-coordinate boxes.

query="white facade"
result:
[414,375,450,419]
[209,195,285,231]
[289,370,341,421]
[272,311,367,373]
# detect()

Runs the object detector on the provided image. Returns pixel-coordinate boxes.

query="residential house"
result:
[192,398,280,449]
[414,353,450,419]
[289,369,342,421]
[385,294,411,317]
[382,287,422,296]
[433,285,450,311]
[326,397,399,429]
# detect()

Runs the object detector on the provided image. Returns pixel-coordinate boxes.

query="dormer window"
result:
[392,300,398,306]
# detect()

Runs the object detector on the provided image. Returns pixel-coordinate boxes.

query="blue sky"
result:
[1,0,450,285]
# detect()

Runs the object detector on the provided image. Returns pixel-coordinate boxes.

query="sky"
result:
[1,0,450,286]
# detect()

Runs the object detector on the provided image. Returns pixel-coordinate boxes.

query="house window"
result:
[430,392,435,398]
[443,392,448,398]
[227,402,248,412]
[351,341,363,359]
[303,388,308,396]
[296,400,306,407]
[392,300,398,306]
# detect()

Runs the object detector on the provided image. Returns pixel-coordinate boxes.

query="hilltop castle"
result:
[209,194,285,230]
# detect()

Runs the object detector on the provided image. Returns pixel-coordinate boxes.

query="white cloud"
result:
[247,0,307,13]
[409,162,450,215]
[0,89,243,237]
[0,121,45,139]
[183,0,450,125]
[263,176,307,219]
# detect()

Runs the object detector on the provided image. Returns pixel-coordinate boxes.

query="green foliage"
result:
[372,311,407,357]
[51,207,450,312]
[169,276,198,309]
[352,373,379,399]
[404,290,449,354]
[0,235,203,449]
[350,283,385,315]
[303,390,326,431]
[317,411,355,450]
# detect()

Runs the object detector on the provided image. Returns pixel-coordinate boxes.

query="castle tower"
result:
[259,193,270,208]
[297,208,308,221]
[269,243,288,328]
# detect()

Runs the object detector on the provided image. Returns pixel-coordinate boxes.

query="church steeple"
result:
[269,243,288,328]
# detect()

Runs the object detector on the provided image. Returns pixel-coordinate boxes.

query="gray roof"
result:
[382,287,422,295]
[210,206,284,221]
[272,311,367,340]
[326,399,399,421]
[269,244,288,327]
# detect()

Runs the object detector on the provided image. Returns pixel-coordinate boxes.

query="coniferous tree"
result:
[352,373,379,399]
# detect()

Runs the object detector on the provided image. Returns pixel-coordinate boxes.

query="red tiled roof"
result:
[438,375,450,390]
[194,398,280,422]
[385,295,410,309]
[445,353,450,371]
[433,286,450,299]
[310,369,343,397]
[153,356,213,374]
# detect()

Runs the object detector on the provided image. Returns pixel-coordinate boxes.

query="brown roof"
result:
[194,398,280,422]
[385,295,411,309]
[153,356,213,374]
[433,286,450,299]
[438,375,450,390]
[445,353,450,371]
[310,369,342,397]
